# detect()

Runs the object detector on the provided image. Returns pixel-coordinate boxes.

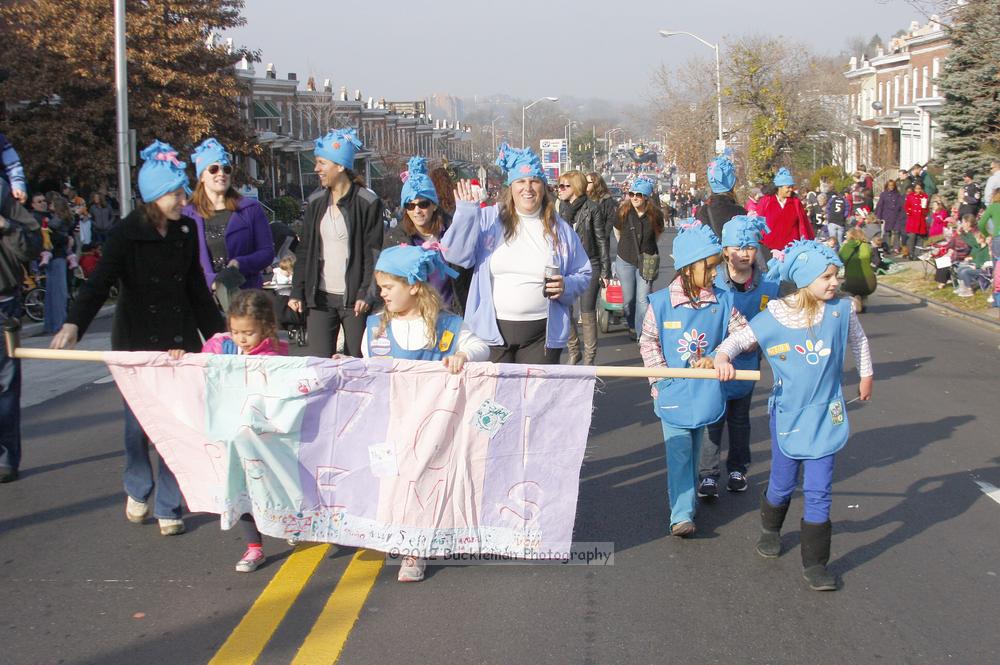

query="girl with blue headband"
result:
[697,215,781,499]
[51,140,225,537]
[638,220,752,537]
[714,239,874,591]
[363,243,489,582]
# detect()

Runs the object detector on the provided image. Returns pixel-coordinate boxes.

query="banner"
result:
[106,353,597,559]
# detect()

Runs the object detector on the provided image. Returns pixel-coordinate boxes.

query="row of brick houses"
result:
[234,58,473,201]
[844,17,951,180]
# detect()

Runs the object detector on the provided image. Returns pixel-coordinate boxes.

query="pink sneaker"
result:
[235,546,265,573]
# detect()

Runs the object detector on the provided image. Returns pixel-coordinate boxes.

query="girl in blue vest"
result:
[639,221,751,537]
[714,240,873,591]
[363,243,490,581]
[698,216,780,498]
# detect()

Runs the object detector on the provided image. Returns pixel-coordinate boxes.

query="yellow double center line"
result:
[209,545,384,665]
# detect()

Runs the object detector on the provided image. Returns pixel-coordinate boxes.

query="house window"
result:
[903,75,909,105]
[932,58,940,97]
[922,66,929,98]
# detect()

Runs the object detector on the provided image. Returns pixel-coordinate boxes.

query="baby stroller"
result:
[271,291,306,347]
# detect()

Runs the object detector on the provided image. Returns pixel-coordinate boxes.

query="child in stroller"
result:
[268,254,306,346]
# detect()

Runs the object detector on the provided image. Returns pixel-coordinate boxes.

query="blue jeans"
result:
[0,296,22,472]
[765,411,836,523]
[661,422,704,526]
[825,223,844,248]
[701,387,754,480]
[43,257,68,333]
[123,402,183,519]
[615,256,650,333]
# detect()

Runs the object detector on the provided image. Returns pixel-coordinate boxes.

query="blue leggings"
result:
[765,411,836,523]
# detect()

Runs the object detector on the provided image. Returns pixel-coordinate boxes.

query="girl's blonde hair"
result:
[374,271,445,349]
[228,289,280,347]
[278,254,296,273]
[785,286,824,333]
[845,227,866,243]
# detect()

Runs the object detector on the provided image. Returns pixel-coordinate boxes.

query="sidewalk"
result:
[876,261,1000,331]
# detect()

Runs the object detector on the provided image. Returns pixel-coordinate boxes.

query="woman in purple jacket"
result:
[874,179,906,254]
[183,138,274,294]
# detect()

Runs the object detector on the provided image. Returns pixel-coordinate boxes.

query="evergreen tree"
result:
[0,1,257,188]
[935,0,1000,180]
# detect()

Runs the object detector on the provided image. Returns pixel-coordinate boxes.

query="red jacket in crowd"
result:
[905,191,930,235]
[757,194,815,251]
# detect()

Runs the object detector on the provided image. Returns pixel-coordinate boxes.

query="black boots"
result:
[755,492,790,558]
[580,312,598,365]
[800,519,838,591]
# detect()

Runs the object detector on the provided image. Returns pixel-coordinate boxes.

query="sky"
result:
[226,0,923,103]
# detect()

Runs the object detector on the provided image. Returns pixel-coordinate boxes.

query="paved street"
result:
[3,231,1000,665]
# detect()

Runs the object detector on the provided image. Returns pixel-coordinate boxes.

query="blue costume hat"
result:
[630,176,655,197]
[376,242,458,285]
[495,143,545,185]
[137,140,190,203]
[671,219,722,270]
[766,239,843,288]
[721,214,770,248]
[773,167,795,187]
[400,156,439,207]
[707,155,736,193]
[191,138,231,180]
[314,128,363,169]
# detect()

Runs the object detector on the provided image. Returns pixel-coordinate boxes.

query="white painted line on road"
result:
[974,480,1000,506]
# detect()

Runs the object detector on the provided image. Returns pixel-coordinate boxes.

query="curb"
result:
[877,282,1000,332]
[20,303,116,339]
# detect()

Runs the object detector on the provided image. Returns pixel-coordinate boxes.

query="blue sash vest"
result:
[365,311,463,360]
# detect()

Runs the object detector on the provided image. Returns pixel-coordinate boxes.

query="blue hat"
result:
[707,156,736,193]
[314,128,362,169]
[496,143,545,185]
[400,156,439,207]
[376,242,458,285]
[766,239,843,288]
[721,215,770,248]
[137,140,190,203]
[191,138,231,180]
[773,167,794,187]
[671,219,722,270]
[630,176,655,197]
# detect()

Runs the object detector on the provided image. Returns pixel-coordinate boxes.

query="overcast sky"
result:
[227,0,922,102]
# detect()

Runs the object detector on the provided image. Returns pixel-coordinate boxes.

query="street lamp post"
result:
[113,0,133,216]
[490,116,503,155]
[659,30,724,153]
[564,120,578,170]
[521,96,559,148]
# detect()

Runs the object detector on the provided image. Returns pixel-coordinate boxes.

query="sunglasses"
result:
[207,164,233,175]
[557,183,572,190]
[629,192,646,198]
[405,200,433,211]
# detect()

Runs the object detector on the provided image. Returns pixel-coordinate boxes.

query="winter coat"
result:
[67,207,224,351]
[904,192,929,235]
[695,193,747,238]
[874,189,905,233]
[839,239,876,297]
[560,197,611,279]
[757,194,814,251]
[614,207,659,268]
[202,332,288,356]
[291,183,385,308]
[0,182,40,295]
[183,197,274,290]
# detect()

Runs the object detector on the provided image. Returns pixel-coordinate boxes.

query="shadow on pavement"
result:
[21,449,124,478]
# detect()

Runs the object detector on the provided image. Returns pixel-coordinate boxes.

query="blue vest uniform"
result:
[365,312,463,360]
[649,287,736,429]
[750,298,852,459]
[714,269,780,399]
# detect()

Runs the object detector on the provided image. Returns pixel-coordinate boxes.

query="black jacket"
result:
[0,182,40,296]
[695,193,747,238]
[560,197,611,279]
[615,207,659,267]
[67,208,224,351]
[291,183,384,308]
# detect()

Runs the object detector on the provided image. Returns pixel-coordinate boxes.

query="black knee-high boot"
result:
[756,490,790,558]
[800,519,837,591]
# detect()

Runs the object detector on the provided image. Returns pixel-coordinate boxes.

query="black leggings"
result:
[490,319,562,365]
[579,260,602,313]
[240,513,261,546]
[305,291,366,358]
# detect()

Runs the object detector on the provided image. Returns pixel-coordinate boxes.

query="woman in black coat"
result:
[558,170,610,365]
[51,141,224,536]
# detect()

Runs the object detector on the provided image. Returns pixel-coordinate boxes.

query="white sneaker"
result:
[125,496,149,523]
[158,518,185,536]
[235,547,266,573]
[397,556,426,582]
